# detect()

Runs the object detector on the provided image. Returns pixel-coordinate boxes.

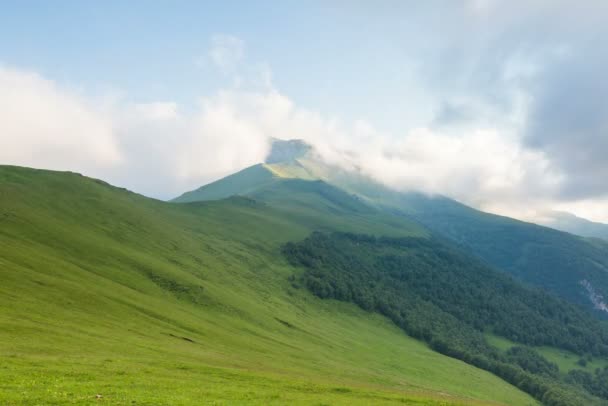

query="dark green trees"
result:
[284,232,608,405]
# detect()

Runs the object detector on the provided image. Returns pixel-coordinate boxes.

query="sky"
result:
[1,0,608,222]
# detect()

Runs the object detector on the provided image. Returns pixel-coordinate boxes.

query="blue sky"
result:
[1,1,608,222]
[0,2,436,130]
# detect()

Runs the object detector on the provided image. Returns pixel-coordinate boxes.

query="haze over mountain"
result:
[176,139,608,317]
[537,211,608,242]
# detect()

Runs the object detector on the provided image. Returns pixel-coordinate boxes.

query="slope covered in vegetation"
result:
[393,194,608,315]
[0,165,535,405]
[284,232,608,405]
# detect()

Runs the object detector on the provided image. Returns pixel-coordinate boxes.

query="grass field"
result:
[0,166,537,405]
[485,333,608,375]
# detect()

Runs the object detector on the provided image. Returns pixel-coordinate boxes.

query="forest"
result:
[284,232,608,406]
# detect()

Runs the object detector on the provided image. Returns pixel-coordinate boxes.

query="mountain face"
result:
[175,139,608,317]
[538,211,608,241]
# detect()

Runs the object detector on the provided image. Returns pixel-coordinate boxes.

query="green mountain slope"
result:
[173,162,427,238]
[389,195,608,315]
[174,163,278,203]
[285,232,608,405]
[0,165,535,405]
[175,139,608,316]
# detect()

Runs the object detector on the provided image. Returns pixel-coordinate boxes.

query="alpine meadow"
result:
[3,2,608,406]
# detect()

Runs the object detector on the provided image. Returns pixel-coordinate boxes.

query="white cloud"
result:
[0,66,121,174]
[553,199,608,224]
[364,128,561,202]
[176,90,276,183]
[0,62,569,218]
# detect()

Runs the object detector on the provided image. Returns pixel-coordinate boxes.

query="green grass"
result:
[485,334,515,352]
[536,347,608,374]
[0,165,536,405]
[485,333,608,375]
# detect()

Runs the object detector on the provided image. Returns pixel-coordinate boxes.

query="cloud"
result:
[422,1,608,207]
[365,129,560,205]
[553,198,608,224]
[175,90,278,184]
[523,41,608,201]
[0,66,121,175]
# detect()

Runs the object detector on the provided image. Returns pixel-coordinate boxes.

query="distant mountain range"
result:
[538,211,608,241]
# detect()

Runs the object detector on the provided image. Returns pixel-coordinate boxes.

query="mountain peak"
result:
[265,138,312,164]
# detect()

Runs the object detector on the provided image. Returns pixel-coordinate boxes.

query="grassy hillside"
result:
[173,162,427,238]
[0,165,535,405]
[172,163,278,203]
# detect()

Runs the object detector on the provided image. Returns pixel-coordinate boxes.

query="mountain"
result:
[0,165,536,405]
[175,139,608,317]
[538,211,608,241]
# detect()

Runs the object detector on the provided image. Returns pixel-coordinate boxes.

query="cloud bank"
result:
[0,64,567,219]
[0,67,121,172]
